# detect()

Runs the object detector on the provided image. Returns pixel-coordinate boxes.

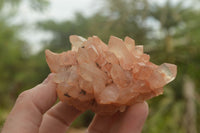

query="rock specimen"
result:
[45,35,177,115]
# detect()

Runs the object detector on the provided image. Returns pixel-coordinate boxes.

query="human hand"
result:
[2,74,148,133]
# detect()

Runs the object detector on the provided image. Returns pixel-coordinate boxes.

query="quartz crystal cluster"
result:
[45,35,177,115]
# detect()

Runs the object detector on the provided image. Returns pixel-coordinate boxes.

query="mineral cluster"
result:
[45,35,177,115]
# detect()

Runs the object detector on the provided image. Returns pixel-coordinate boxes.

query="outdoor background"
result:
[0,0,200,133]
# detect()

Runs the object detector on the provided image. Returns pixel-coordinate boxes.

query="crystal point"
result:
[70,35,86,51]
[157,63,177,83]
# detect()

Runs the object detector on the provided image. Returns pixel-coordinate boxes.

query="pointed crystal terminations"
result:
[45,35,177,115]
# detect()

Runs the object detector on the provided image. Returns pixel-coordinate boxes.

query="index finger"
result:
[2,74,57,133]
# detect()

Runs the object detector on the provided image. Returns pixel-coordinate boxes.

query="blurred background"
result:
[0,0,200,132]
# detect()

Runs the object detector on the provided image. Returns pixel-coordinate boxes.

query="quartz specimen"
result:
[45,35,177,115]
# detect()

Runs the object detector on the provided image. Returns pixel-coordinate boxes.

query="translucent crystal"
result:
[66,66,79,85]
[104,51,119,64]
[85,36,108,54]
[45,35,177,115]
[45,50,76,72]
[124,36,135,52]
[148,63,177,89]
[53,68,70,83]
[157,63,177,83]
[86,45,99,62]
[108,36,134,70]
[135,45,143,55]
[77,48,94,64]
[110,64,131,88]
[99,84,120,104]
[79,77,93,93]
[78,63,107,82]
[70,35,86,51]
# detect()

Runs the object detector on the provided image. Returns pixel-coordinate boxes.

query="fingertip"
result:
[129,101,149,118]
[128,102,149,124]
[15,73,58,115]
[42,73,56,84]
[30,75,57,114]
[118,102,149,133]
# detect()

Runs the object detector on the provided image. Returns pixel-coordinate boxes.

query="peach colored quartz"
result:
[45,35,177,115]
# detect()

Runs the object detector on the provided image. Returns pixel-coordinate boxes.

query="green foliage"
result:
[0,0,20,10]
[29,0,49,11]
[0,19,25,106]
[71,111,94,128]
[150,0,185,31]
[0,0,50,128]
